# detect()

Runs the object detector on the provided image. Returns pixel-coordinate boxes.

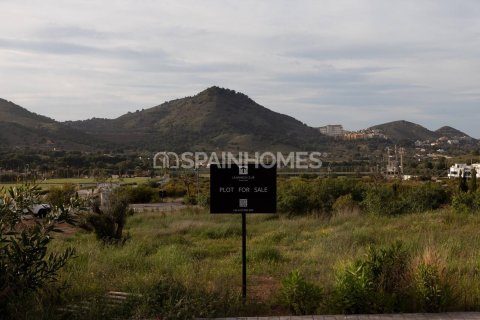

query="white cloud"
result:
[0,0,479,137]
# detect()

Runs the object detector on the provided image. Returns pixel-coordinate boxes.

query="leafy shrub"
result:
[117,184,157,204]
[363,241,412,311]
[404,183,450,213]
[414,249,452,312]
[0,184,78,316]
[332,194,357,214]
[363,183,449,216]
[278,178,366,216]
[277,178,313,216]
[46,183,77,208]
[162,180,187,197]
[278,270,323,315]
[452,191,480,214]
[415,264,450,312]
[333,241,412,313]
[87,188,133,243]
[310,178,366,214]
[362,185,408,215]
[197,193,210,208]
[333,261,375,314]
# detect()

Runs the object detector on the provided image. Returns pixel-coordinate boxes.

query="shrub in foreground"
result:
[333,241,413,313]
[414,248,452,312]
[278,270,323,315]
[0,184,79,317]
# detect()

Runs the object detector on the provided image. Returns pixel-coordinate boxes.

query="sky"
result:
[0,0,479,137]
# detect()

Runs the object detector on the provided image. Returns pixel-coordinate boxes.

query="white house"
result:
[448,163,480,179]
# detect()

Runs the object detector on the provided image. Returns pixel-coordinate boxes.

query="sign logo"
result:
[239,165,248,175]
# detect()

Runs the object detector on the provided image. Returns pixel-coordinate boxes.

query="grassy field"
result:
[42,206,480,317]
[0,177,151,190]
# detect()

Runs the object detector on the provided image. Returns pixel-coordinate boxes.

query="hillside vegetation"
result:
[67,87,327,151]
[0,98,104,150]
[4,176,480,319]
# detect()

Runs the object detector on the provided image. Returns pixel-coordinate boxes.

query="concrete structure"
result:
[319,124,344,137]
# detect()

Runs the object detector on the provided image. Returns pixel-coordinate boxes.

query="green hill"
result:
[369,120,440,142]
[67,87,328,151]
[0,98,103,150]
[435,126,471,139]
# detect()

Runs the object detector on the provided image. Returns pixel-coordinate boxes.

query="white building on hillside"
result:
[448,163,480,179]
[318,124,344,137]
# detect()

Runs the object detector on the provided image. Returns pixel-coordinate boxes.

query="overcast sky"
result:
[1,0,479,137]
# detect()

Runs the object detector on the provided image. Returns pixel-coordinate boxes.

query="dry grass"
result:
[41,206,480,316]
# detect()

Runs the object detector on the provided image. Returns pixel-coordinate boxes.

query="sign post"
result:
[242,212,247,301]
[210,163,276,302]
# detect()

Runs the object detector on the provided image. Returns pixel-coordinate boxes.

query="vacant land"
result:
[38,206,480,317]
[0,177,150,190]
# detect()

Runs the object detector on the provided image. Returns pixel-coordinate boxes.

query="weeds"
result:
[278,270,323,315]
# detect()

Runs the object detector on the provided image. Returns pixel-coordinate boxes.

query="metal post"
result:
[242,212,247,303]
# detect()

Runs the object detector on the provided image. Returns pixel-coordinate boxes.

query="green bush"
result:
[363,183,449,216]
[119,185,157,204]
[333,261,375,314]
[197,193,210,208]
[87,188,133,243]
[362,185,407,215]
[278,270,323,315]
[0,184,77,317]
[452,191,480,214]
[333,241,412,313]
[162,180,187,198]
[404,183,450,213]
[277,178,313,216]
[332,194,357,214]
[46,183,77,208]
[277,178,366,216]
[415,262,451,312]
[363,241,412,312]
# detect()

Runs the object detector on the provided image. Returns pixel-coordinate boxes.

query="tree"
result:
[0,184,81,314]
[459,170,469,193]
[87,188,132,243]
[470,168,478,193]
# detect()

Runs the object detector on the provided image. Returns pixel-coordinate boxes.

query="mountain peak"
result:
[200,86,235,95]
[369,120,439,141]
[197,86,253,103]
[436,126,471,139]
[66,87,324,151]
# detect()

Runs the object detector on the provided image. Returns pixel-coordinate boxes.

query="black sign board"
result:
[210,164,277,214]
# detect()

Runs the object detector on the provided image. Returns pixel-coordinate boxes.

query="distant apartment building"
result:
[318,124,344,137]
[448,163,480,179]
[343,129,387,140]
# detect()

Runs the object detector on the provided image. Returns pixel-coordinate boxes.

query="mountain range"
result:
[0,87,476,152]
[0,98,101,150]
[66,87,327,151]
[369,120,472,142]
